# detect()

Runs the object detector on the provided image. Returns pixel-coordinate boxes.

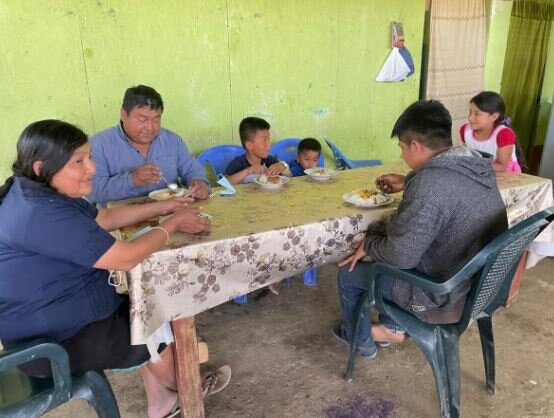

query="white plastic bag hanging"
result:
[375,47,412,82]
[375,22,415,83]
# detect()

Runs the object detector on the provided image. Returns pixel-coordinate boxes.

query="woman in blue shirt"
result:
[0,120,210,418]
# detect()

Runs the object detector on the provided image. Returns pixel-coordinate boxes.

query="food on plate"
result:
[257,175,281,184]
[312,168,330,176]
[351,189,390,205]
[149,188,187,200]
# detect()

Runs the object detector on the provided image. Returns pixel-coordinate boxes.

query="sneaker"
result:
[331,323,377,359]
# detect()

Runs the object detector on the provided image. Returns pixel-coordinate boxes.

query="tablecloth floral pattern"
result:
[118,163,553,345]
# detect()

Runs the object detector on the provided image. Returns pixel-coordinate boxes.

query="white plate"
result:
[253,175,290,190]
[304,167,339,181]
[148,187,190,201]
[342,190,394,208]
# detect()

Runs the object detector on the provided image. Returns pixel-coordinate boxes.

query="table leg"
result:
[171,316,204,418]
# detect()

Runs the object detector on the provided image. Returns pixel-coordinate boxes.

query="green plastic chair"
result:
[345,207,554,418]
[0,339,120,417]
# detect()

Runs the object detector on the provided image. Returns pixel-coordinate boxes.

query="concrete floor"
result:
[46,258,554,418]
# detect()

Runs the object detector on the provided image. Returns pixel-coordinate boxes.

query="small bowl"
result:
[253,175,290,190]
[304,168,339,181]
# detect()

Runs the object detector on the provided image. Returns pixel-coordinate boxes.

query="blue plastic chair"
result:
[0,339,120,417]
[270,138,323,288]
[197,145,245,181]
[345,207,554,418]
[323,137,381,169]
[197,145,249,303]
[270,138,324,168]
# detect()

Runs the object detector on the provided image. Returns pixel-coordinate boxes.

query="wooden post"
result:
[171,316,204,418]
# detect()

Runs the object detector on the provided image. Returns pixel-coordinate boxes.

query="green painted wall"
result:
[0,1,425,182]
[535,25,554,147]
[484,0,554,149]
[484,0,513,92]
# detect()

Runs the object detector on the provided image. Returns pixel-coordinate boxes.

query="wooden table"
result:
[114,163,553,417]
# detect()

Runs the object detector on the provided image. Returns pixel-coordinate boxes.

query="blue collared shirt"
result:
[0,177,121,343]
[289,159,306,177]
[89,124,209,204]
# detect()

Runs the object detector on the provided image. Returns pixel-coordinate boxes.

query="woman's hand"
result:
[338,241,367,272]
[162,207,211,235]
[376,174,405,193]
[156,196,195,215]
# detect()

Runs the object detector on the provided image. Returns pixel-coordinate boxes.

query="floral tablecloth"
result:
[119,163,553,347]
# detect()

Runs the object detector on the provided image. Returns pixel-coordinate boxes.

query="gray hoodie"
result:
[364,147,508,323]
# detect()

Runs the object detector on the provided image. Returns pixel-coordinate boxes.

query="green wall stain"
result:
[0,0,425,182]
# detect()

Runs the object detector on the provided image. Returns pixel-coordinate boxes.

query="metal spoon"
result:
[160,175,180,193]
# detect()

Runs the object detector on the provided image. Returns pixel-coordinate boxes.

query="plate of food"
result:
[148,187,189,201]
[304,167,339,181]
[253,174,290,190]
[342,189,394,208]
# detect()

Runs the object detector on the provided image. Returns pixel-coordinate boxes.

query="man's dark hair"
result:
[122,85,164,114]
[298,137,322,154]
[238,117,270,147]
[391,100,452,150]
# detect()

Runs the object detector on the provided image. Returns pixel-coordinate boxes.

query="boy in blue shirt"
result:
[224,117,291,184]
[289,137,322,176]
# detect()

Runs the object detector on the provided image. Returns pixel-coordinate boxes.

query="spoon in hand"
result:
[160,175,180,193]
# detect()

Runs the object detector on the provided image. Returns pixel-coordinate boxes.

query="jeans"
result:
[337,263,403,354]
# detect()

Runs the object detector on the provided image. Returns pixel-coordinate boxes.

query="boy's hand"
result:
[266,162,285,176]
[376,174,405,193]
[247,165,265,175]
[338,241,367,272]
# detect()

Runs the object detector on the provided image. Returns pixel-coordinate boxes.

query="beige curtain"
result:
[426,0,486,144]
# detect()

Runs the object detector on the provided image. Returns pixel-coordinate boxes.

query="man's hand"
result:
[132,164,161,187]
[189,180,209,200]
[376,173,406,193]
[338,241,367,272]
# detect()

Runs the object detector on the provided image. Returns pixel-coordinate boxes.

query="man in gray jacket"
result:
[333,100,508,358]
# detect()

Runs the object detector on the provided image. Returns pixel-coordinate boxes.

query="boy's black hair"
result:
[470,91,505,126]
[239,117,270,147]
[298,137,322,154]
[122,85,164,114]
[391,100,452,150]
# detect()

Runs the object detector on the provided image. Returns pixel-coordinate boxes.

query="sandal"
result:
[371,324,406,347]
[202,365,232,398]
[163,401,181,418]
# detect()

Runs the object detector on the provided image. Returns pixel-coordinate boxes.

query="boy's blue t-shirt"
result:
[289,159,306,177]
[224,155,279,180]
[0,177,122,343]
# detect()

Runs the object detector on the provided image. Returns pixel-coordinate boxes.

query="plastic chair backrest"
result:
[270,138,324,167]
[197,145,245,178]
[0,340,120,417]
[461,208,554,327]
[323,137,381,169]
